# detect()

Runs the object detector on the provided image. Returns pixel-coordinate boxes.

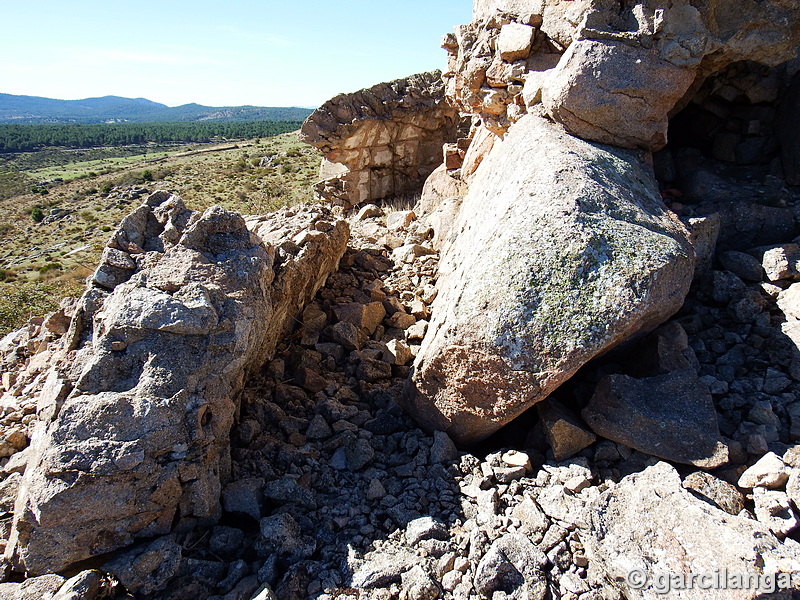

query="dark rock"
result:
[221,477,265,521]
[103,535,182,597]
[719,251,763,282]
[582,370,728,469]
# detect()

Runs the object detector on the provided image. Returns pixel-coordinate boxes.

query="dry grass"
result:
[0,131,322,335]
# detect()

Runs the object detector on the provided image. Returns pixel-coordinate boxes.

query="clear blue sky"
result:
[2,1,471,108]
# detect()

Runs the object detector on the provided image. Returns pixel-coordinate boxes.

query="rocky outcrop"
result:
[445,0,800,149]
[584,462,800,600]
[4,193,349,574]
[299,71,460,209]
[403,114,694,445]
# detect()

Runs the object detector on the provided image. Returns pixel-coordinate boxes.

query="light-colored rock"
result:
[386,210,416,232]
[582,369,728,468]
[544,40,696,150]
[585,462,800,600]
[497,23,536,62]
[473,533,547,600]
[682,213,720,280]
[5,196,349,575]
[738,452,789,489]
[402,114,694,445]
[753,488,799,539]
[762,244,800,282]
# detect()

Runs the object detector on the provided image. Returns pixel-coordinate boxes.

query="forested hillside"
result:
[0,121,305,152]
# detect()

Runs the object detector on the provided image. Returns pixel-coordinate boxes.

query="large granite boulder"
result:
[402,114,694,445]
[584,462,800,600]
[5,193,349,574]
[299,71,459,209]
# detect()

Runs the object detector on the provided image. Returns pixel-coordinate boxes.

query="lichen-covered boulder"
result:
[402,114,694,445]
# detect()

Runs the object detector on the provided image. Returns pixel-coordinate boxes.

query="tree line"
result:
[0,121,304,153]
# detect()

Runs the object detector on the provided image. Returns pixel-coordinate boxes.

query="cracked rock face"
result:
[4,193,349,575]
[299,71,460,209]
[403,114,694,445]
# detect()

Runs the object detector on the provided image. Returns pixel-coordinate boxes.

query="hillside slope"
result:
[0,93,314,124]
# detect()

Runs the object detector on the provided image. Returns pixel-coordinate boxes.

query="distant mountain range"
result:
[0,93,314,124]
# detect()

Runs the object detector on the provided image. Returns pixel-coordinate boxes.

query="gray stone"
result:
[585,462,800,600]
[403,114,693,445]
[583,369,728,469]
[263,477,317,510]
[719,251,763,282]
[103,535,182,597]
[429,430,459,464]
[351,549,417,589]
[0,574,65,600]
[406,517,449,546]
[473,533,547,600]
[4,196,349,575]
[51,570,105,600]
[222,477,265,520]
[258,514,315,562]
[544,40,696,150]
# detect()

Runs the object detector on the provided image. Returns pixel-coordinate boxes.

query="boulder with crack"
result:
[4,193,349,575]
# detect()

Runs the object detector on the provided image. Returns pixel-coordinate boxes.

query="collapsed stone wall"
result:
[299,71,460,210]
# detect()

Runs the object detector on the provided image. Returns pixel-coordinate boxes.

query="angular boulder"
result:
[402,114,694,445]
[5,194,349,574]
[584,462,800,600]
[543,39,696,150]
[582,369,728,468]
[299,71,459,208]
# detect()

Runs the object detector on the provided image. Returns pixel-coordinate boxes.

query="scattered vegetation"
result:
[0,129,322,336]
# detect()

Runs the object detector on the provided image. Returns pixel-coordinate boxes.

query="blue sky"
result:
[2,1,471,108]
